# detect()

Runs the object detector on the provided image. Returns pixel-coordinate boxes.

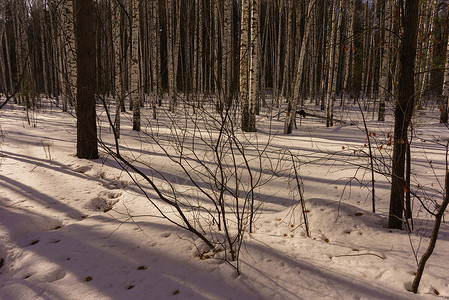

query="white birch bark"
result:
[166,0,174,111]
[130,0,141,131]
[223,0,233,107]
[361,0,371,98]
[212,0,220,108]
[3,20,13,95]
[280,0,293,101]
[150,0,158,119]
[419,0,438,103]
[330,0,342,123]
[325,1,336,127]
[275,0,283,116]
[112,0,122,136]
[166,0,180,112]
[284,0,316,134]
[240,0,251,131]
[63,0,77,107]
[14,1,24,103]
[247,0,259,131]
[309,5,317,104]
[378,0,392,121]
[319,1,328,110]
[0,3,7,94]
[365,0,377,106]
[39,0,49,97]
[342,0,355,110]
[440,33,449,123]
[196,0,203,107]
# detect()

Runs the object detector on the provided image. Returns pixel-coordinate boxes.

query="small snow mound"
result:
[18,262,66,284]
[379,269,414,291]
[0,208,63,237]
[44,268,67,283]
[89,191,122,212]
[73,165,92,174]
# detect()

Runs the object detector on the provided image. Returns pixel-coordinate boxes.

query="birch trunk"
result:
[0,4,7,94]
[319,1,328,110]
[166,0,181,112]
[275,0,283,117]
[40,0,49,97]
[224,0,233,107]
[419,0,438,105]
[63,0,77,107]
[378,0,392,121]
[440,33,449,124]
[361,0,371,99]
[112,0,122,137]
[326,1,337,127]
[281,0,293,101]
[240,0,251,131]
[4,21,13,95]
[247,0,259,132]
[284,0,315,134]
[55,8,67,109]
[213,0,220,108]
[342,0,355,109]
[150,0,158,119]
[166,0,175,111]
[196,0,203,108]
[131,0,141,131]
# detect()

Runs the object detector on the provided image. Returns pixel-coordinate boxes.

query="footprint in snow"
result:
[89,191,123,212]
[103,178,128,190]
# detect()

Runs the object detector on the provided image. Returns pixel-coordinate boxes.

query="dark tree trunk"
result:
[75,0,99,159]
[388,0,419,229]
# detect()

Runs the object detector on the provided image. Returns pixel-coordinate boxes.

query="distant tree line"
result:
[1,0,449,128]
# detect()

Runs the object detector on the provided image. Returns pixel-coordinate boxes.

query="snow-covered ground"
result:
[1,99,448,299]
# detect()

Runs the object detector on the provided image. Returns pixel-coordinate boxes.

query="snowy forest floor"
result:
[1,98,449,299]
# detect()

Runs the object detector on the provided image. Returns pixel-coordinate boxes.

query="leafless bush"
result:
[99,96,310,274]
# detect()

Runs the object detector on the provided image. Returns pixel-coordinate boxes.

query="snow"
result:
[1,100,449,299]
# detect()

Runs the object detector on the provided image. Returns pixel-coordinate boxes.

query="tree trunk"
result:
[378,0,392,122]
[240,0,252,131]
[75,0,98,159]
[212,0,220,109]
[40,0,49,97]
[274,0,283,115]
[325,1,337,127]
[247,0,259,132]
[342,0,356,109]
[389,0,419,230]
[64,0,77,107]
[284,0,316,134]
[131,0,141,131]
[411,169,449,293]
[0,12,7,94]
[112,0,123,137]
[150,0,158,119]
[440,18,449,124]
[224,0,233,107]
[417,0,437,107]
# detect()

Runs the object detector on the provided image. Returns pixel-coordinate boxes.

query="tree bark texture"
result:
[75,0,98,159]
[389,0,419,230]
[131,0,141,131]
[284,0,316,134]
